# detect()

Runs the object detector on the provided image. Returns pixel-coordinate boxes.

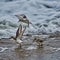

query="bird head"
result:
[15,14,27,22]
[15,14,30,27]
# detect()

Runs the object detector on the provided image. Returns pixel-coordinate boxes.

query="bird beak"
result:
[14,15,20,22]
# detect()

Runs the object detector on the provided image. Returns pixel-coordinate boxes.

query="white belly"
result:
[19,22,28,28]
[16,38,23,44]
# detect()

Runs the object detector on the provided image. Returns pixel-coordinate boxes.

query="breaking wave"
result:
[0,0,60,38]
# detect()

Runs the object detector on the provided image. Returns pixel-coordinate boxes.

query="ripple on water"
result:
[0,47,8,53]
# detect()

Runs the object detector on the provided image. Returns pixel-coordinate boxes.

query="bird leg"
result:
[18,43,22,48]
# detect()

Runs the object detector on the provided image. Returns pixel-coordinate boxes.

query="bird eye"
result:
[23,15,26,18]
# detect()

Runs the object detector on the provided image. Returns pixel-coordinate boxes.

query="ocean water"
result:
[0,0,60,38]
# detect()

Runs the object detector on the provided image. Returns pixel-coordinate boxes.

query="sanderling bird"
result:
[10,14,37,48]
[10,14,30,48]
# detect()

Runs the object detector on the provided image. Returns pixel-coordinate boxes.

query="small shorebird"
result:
[10,14,30,48]
[10,14,37,48]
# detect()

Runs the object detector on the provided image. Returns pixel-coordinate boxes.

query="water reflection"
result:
[15,46,44,60]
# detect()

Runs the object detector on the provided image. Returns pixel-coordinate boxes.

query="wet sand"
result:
[0,35,60,60]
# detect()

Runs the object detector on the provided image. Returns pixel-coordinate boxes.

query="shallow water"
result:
[0,35,60,60]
